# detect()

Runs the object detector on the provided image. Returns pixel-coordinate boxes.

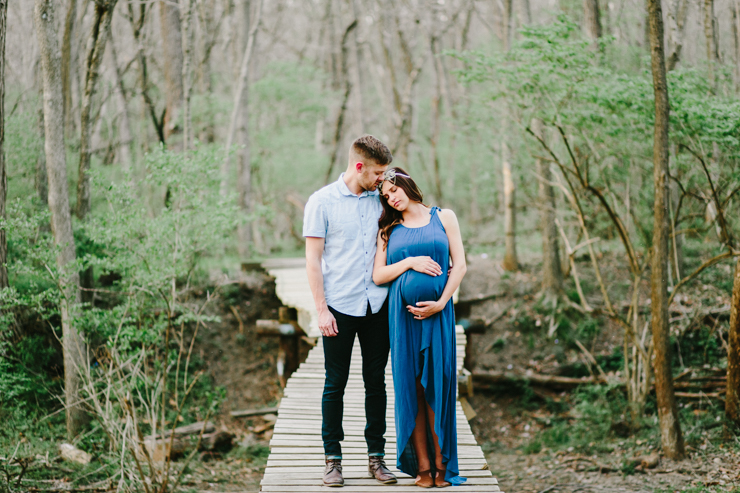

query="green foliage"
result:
[0,335,61,410]
[228,443,270,469]
[525,384,641,454]
[655,487,740,493]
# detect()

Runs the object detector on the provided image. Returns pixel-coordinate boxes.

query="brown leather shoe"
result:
[435,468,451,488]
[368,456,397,484]
[323,459,343,487]
[415,469,434,488]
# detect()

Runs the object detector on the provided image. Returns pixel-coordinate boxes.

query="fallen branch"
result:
[230,406,279,418]
[472,369,603,390]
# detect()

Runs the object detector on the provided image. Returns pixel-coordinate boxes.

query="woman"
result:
[372,167,467,488]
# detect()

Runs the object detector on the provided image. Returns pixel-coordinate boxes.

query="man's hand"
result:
[407,300,444,320]
[319,309,339,337]
[407,256,443,276]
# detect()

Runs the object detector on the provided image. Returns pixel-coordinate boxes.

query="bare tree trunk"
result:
[324,19,357,185]
[666,0,689,70]
[518,0,532,26]
[703,0,721,89]
[159,0,184,144]
[61,0,77,136]
[502,140,518,272]
[236,0,254,257]
[348,0,365,134]
[108,35,133,175]
[429,34,443,203]
[222,0,263,196]
[502,0,514,51]
[726,257,740,428]
[647,0,685,459]
[733,0,740,91]
[532,119,563,296]
[583,0,602,39]
[196,0,218,142]
[0,0,6,289]
[180,0,194,150]
[127,4,165,145]
[34,0,86,441]
[36,106,49,206]
[76,0,117,221]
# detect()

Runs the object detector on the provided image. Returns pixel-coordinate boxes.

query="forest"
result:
[1,0,740,491]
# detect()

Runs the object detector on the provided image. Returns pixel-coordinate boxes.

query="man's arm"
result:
[306,237,338,337]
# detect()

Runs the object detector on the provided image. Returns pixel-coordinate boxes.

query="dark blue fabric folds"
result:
[386,207,466,485]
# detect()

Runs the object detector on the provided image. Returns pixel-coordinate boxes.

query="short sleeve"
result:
[303,194,327,238]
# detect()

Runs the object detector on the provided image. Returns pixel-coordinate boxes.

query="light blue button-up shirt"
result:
[303,173,389,316]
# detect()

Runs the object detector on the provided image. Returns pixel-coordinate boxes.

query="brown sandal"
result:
[415,469,434,488]
[435,469,451,488]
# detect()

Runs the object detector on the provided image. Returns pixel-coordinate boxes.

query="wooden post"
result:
[279,307,300,386]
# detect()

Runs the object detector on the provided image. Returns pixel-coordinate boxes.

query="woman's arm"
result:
[372,231,443,285]
[407,209,467,320]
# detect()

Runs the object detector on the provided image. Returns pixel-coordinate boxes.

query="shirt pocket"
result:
[328,207,360,239]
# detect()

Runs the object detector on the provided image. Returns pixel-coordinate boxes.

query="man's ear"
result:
[355,162,364,173]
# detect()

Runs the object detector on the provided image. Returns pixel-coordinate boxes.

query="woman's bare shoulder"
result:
[438,208,458,221]
[437,208,460,231]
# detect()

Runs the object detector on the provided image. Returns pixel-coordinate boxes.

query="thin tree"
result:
[324,18,357,185]
[0,0,6,289]
[36,106,49,206]
[126,3,165,145]
[222,0,263,197]
[180,0,194,150]
[159,0,185,144]
[703,0,721,89]
[532,119,562,296]
[108,34,134,175]
[34,0,86,440]
[726,257,740,428]
[732,0,740,91]
[583,0,602,40]
[61,0,77,135]
[666,0,689,71]
[646,0,685,459]
[502,140,518,272]
[502,0,514,51]
[77,0,118,221]
[234,0,256,256]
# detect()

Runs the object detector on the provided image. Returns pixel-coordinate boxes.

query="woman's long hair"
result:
[378,167,425,250]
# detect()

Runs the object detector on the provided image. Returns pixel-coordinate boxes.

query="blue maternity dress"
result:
[386,207,466,485]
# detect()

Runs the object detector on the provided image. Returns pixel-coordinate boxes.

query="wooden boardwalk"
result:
[261,259,500,492]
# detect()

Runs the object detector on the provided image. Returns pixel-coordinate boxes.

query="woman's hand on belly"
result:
[407,256,443,277]
[406,300,444,320]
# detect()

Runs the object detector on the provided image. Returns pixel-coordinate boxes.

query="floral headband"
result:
[382,169,411,186]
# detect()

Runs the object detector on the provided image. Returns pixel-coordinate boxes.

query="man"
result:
[304,135,397,487]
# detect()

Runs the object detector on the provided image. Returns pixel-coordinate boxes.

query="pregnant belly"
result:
[398,270,445,306]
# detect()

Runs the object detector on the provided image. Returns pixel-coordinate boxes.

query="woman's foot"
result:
[415,469,434,488]
[434,468,451,488]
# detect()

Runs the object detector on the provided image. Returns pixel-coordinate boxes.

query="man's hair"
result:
[350,135,393,166]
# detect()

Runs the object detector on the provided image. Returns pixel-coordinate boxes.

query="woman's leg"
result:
[410,377,431,473]
[424,402,445,470]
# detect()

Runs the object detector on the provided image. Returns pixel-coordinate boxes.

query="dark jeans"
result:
[323,301,390,459]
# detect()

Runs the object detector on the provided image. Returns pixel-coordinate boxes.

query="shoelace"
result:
[369,457,387,470]
[326,460,342,473]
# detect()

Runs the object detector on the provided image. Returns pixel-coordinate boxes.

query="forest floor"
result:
[8,256,739,492]
[460,255,740,493]
[180,255,740,493]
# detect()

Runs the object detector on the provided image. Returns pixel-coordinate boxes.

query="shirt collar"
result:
[337,173,378,198]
